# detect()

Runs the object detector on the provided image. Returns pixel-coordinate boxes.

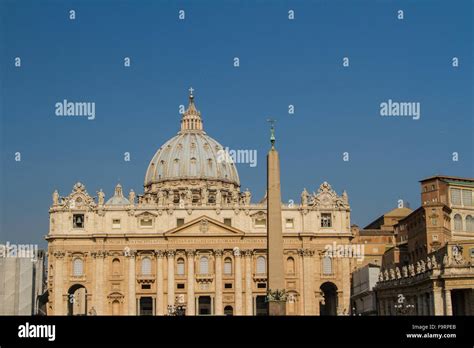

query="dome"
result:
[106,184,130,206]
[144,90,240,188]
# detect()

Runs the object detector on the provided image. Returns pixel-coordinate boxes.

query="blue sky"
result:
[1,0,472,247]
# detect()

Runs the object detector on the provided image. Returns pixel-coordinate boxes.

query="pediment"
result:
[136,211,159,217]
[164,216,244,237]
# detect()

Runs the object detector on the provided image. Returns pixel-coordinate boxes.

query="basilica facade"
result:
[46,91,353,316]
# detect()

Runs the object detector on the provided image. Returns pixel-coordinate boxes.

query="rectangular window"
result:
[141,284,151,290]
[224,218,232,226]
[177,283,185,289]
[451,188,461,205]
[285,218,294,229]
[177,218,185,227]
[462,190,473,206]
[321,213,332,228]
[470,248,474,258]
[112,219,121,229]
[255,218,266,228]
[257,283,267,289]
[140,218,153,228]
[73,214,84,229]
[224,283,233,289]
[177,262,185,275]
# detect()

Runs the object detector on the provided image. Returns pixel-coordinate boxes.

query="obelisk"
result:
[266,119,286,316]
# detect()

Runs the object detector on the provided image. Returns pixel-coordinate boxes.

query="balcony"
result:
[137,275,155,284]
[195,273,214,284]
[69,275,86,282]
[253,273,267,282]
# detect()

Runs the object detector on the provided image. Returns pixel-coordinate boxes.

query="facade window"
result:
[177,258,185,275]
[454,214,463,231]
[112,258,121,275]
[322,256,333,275]
[462,190,473,206]
[432,234,438,241]
[431,218,437,226]
[256,256,266,274]
[451,188,461,205]
[224,218,232,226]
[177,283,185,289]
[73,214,84,229]
[73,258,84,276]
[286,257,295,274]
[224,283,233,289]
[431,184,435,190]
[200,256,209,274]
[321,213,332,228]
[140,218,153,228]
[466,215,474,232]
[141,257,152,275]
[224,257,232,275]
[177,218,185,227]
[112,219,121,229]
[224,305,233,315]
[255,218,266,228]
[285,219,294,229]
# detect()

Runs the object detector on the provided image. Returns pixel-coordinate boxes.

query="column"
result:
[297,250,305,315]
[416,294,422,315]
[214,249,223,315]
[166,250,176,308]
[244,249,253,315]
[428,293,434,315]
[155,250,164,315]
[444,289,453,315]
[300,249,315,315]
[234,248,243,315]
[186,250,195,315]
[341,258,350,315]
[53,251,65,315]
[422,293,428,316]
[127,250,136,315]
[433,289,444,315]
[94,251,105,315]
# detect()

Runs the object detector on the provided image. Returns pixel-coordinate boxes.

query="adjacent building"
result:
[0,248,46,315]
[350,263,380,315]
[374,176,474,315]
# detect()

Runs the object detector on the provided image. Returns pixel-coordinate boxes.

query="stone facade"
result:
[46,92,352,316]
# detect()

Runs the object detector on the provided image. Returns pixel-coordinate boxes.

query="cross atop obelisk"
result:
[266,118,286,315]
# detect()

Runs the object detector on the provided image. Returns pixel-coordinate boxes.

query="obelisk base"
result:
[268,301,286,316]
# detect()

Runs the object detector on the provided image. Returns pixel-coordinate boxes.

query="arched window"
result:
[112,258,121,275]
[73,258,83,276]
[200,256,209,274]
[454,214,463,231]
[224,305,233,316]
[287,257,295,274]
[112,300,120,315]
[224,258,232,275]
[141,257,152,276]
[466,215,474,232]
[322,256,332,275]
[256,256,266,274]
[177,258,185,275]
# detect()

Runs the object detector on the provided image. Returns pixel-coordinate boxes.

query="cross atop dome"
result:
[181,87,203,132]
